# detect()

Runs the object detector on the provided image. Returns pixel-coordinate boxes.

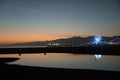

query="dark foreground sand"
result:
[0,58,120,80]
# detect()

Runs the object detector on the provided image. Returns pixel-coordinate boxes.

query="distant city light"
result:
[93,35,102,44]
[94,54,102,60]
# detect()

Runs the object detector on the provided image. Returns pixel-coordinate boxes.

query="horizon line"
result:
[0,35,120,46]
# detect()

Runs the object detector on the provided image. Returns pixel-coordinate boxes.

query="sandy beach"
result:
[0,58,119,80]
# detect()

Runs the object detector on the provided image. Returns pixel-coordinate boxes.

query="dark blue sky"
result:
[0,0,120,43]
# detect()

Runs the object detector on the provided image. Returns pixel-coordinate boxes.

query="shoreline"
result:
[0,45,120,55]
[0,58,120,80]
[0,64,120,80]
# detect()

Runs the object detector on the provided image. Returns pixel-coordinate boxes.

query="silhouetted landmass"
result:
[0,58,119,80]
[0,36,120,46]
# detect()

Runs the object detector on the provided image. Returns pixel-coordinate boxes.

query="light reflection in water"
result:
[0,53,120,71]
[94,54,102,60]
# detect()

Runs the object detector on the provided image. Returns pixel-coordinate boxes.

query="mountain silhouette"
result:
[0,36,120,46]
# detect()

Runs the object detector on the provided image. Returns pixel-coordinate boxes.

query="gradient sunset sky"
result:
[0,0,120,44]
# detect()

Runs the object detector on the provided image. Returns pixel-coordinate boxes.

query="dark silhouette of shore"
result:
[0,58,120,80]
[0,45,120,55]
[0,58,19,65]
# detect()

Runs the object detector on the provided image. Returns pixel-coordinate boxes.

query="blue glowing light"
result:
[93,35,102,44]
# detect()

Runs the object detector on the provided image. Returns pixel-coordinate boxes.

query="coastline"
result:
[0,45,120,55]
[0,58,120,80]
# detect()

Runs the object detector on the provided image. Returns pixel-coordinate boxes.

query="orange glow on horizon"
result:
[0,34,75,45]
[0,33,115,45]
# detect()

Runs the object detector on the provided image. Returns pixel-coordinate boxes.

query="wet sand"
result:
[0,58,119,80]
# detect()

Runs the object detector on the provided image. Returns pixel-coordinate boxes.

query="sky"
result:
[0,0,120,44]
